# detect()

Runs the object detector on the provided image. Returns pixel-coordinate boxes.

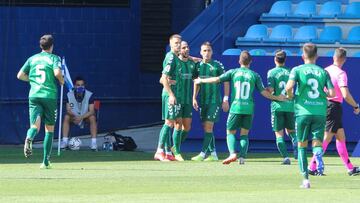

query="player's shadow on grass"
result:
[0,147,155,164]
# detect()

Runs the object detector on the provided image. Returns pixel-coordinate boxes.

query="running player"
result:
[308,48,360,176]
[285,43,335,188]
[154,34,182,161]
[17,34,64,169]
[194,51,286,165]
[170,41,197,161]
[191,42,230,162]
[267,50,298,164]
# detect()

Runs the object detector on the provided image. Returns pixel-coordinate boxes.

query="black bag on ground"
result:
[110,132,137,151]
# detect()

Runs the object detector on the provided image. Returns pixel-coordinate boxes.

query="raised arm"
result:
[194,76,221,84]
[261,89,286,101]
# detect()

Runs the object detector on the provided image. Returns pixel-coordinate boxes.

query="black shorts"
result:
[326,100,343,133]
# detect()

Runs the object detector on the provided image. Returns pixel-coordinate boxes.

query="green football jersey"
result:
[178,59,197,104]
[267,66,294,112]
[194,60,225,105]
[289,64,334,116]
[219,67,265,115]
[161,51,180,97]
[21,52,61,99]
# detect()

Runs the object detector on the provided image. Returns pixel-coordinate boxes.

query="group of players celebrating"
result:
[155,34,360,188]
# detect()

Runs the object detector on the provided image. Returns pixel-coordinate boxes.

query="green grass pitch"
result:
[1,147,360,203]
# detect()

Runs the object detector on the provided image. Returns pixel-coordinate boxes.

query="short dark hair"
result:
[74,76,85,84]
[201,41,212,47]
[239,51,252,66]
[302,43,317,59]
[39,34,54,50]
[275,50,286,64]
[334,47,347,59]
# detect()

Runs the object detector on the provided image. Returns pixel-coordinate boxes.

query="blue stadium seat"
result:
[352,52,360,57]
[264,25,293,42]
[317,1,342,18]
[288,25,317,43]
[339,2,360,18]
[289,1,316,18]
[325,50,335,57]
[313,26,342,44]
[262,1,292,17]
[341,26,360,44]
[272,49,292,56]
[236,24,268,42]
[222,48,242,56]
[249,49,267,56]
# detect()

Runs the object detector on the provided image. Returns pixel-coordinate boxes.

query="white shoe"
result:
[90,144,98,151]
[300,179,310,189]
[239,157,245,165]
[60,141,68,149]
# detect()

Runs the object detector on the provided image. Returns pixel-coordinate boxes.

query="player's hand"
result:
[169,95,176,105]
[73,116,82,124]
[193,99,199,111]
[277,94,287,101]
[189,56,202,63]
[168,79,176,85]
[194,78,202,85]
[354,108,360,115]
[222,101,229,112]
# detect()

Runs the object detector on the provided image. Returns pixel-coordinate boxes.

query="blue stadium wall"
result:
[0,0,204,144]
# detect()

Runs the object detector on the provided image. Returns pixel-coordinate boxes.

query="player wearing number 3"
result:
[194,51,286,165]
[285,43,335,188]
[17,34,64,169]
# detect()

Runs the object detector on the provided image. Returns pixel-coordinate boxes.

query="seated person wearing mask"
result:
[60,76,98,150]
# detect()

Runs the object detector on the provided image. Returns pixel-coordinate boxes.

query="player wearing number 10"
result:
[17,34,64,169]
[195,51,286,165]
[285,43,335,188]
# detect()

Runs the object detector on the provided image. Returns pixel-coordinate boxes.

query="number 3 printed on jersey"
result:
[35,64,46,84]
[307,78,320,99]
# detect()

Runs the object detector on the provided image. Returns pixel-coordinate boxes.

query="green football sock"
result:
[172,129,182,155]
[298,147,308,179]
[226,133,236,154]
[158,124,171,148]
[164,128,173,153]
[288,132,297,146]
[239,135,249,158]
[43,132,54,166]
[26,128,38,140]
[180,130,189,143]
[208,133,216,153]
[276,137,288,158]
[201,132,213,153]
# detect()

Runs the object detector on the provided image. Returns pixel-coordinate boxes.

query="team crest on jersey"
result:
[165,65,171,72]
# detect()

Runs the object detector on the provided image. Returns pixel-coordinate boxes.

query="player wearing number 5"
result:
[194,51,286,165]
[17,34,64,169]
[285,43,335,188]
